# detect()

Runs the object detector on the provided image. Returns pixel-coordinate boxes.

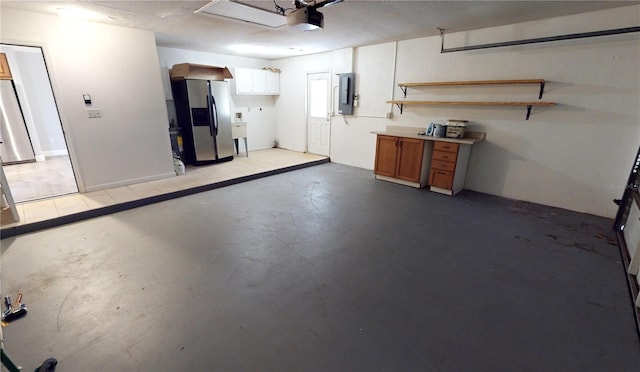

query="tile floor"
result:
[1,148,327,230]
[2,155,78,203]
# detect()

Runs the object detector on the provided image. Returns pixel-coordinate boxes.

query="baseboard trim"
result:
[83,172,177,193]
[43,149,69,157]
[375,175,421,188]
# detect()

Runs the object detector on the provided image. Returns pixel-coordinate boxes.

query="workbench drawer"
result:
[429,169,454,189]
[432,150,458,163]
[431,160,456,172]
[434,141,459,153]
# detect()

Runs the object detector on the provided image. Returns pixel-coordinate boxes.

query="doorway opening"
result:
[0,44,77,203]
[306,71,331,156]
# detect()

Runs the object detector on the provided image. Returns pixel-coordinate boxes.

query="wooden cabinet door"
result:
[396,138,424,183]
[0,53,12,80]
[374,135,398,177]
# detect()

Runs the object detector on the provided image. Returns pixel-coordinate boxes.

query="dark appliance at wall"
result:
[0,56,36,165]
[170,64,234,165]
[338,73,355,115]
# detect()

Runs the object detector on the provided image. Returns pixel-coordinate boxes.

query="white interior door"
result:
[307,72,331,156]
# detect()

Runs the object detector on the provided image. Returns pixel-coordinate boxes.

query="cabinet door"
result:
[265,70,280,94]
[251,69,267,94]
[235,68,253,94]
[0,53,12,80]
[374,135,398,177]
[396,138,424,183]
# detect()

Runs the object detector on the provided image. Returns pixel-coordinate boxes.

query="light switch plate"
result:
[87,109,102,118]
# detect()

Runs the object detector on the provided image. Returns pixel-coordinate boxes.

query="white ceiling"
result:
[2,1,639,60]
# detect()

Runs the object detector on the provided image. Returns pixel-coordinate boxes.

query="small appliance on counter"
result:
[426,123,434,136]
[433,123,447,137]
[445,119,468,139]
[425,119,470,139]
[427,121,447,137]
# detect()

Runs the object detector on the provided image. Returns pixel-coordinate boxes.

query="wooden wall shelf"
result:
[398,79,546,99]
[391,79,553,119]
[386,100,555,120]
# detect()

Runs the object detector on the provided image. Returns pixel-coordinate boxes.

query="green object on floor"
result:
[1,348,57,372]
[1,348,21,372]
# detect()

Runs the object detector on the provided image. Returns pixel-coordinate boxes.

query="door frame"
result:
[305,68,332,156]
[0,40,82,192]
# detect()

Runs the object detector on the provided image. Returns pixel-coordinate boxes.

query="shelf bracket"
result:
[538,81,545,99]
[438,27,445,53]
[393,103,404,114]
[400,86,408,98]
[526,105,532,120]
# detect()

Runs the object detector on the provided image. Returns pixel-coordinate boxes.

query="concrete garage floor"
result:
[1,163,639,370]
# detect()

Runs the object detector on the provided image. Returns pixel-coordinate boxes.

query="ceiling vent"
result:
[195,0,287,29]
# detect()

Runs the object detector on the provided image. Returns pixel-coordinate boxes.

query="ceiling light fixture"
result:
[195,0,287,29]
[56,7,102,21]
[228,44,307,57]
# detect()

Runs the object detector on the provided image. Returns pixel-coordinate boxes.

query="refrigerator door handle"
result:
[210,94,219,137]
[206,95,214,137]
[208,82,220,159]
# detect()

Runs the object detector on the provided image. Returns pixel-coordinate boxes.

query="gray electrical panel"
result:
[338,73,355,115]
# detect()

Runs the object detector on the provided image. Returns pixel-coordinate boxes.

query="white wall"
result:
[274,5,640,218]
[157,47,278,150]
[353,43,396,118]
[1,8,175,192]
[273,48,353,152]
[1,6,636,217]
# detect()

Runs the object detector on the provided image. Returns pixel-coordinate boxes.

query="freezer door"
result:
[209,81,234,159]
[0,80,35,164]
[186,80,215,162]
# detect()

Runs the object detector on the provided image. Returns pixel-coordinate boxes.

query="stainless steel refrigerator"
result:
[0,80,35,164]
[171,79,234,165]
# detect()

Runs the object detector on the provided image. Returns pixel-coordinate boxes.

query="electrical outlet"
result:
[87,109,102,119]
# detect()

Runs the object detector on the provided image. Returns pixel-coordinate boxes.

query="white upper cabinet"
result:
[252,69,267,93]
[235,67,280,95]
[265,69,280,94]
[160,60,173,100]
[235,68,253,94]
